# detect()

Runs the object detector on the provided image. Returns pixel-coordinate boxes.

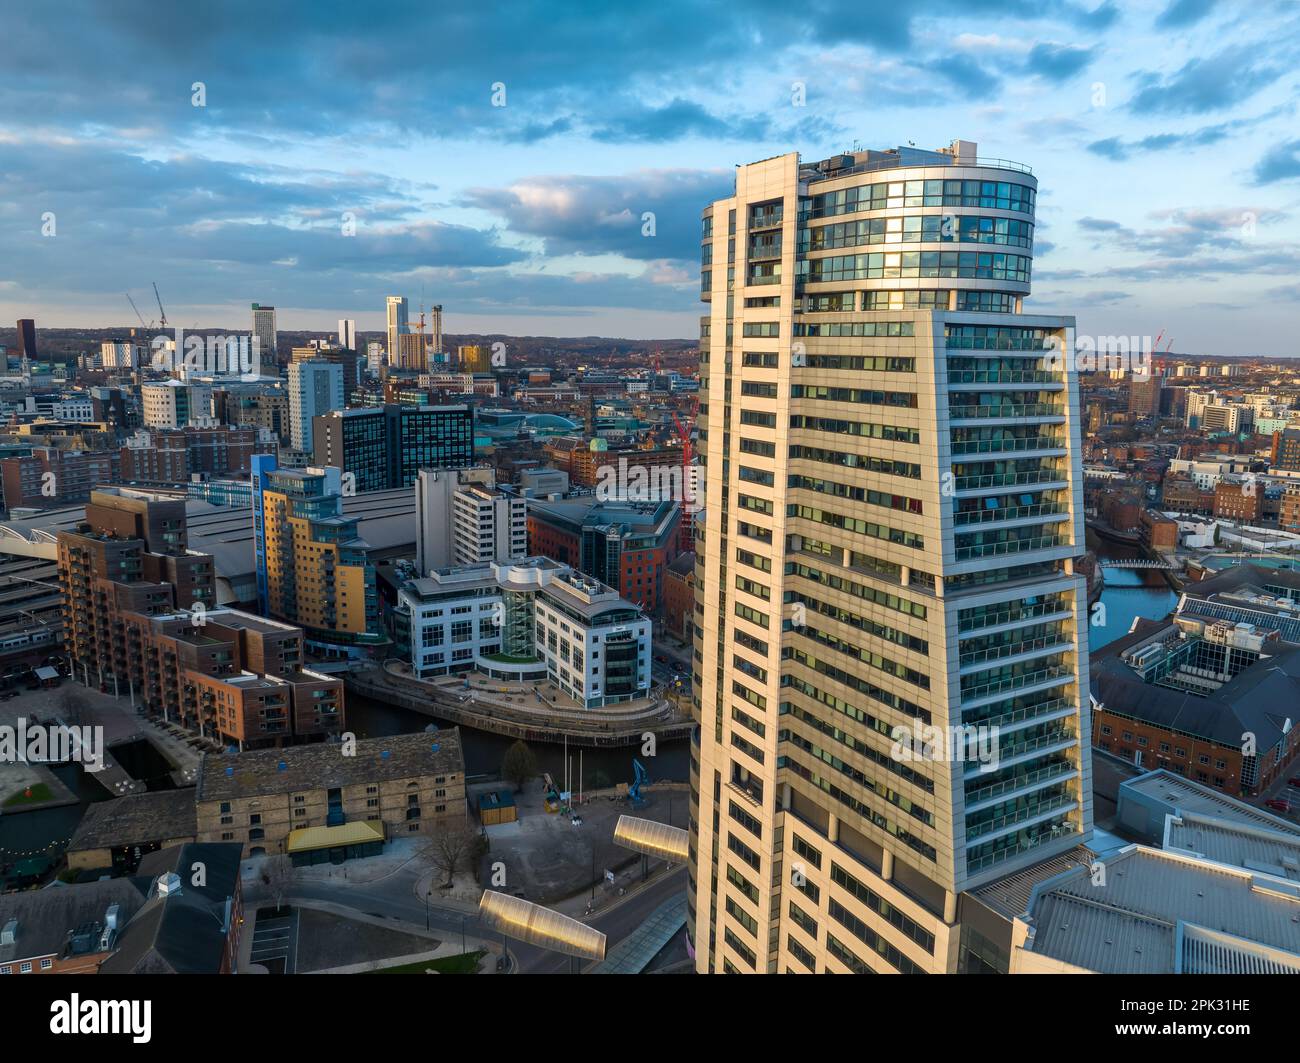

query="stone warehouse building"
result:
[195,730,467,864]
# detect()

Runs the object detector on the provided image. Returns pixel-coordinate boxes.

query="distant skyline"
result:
[2,0,1299,354]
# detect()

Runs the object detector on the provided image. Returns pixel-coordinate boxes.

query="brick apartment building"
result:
[120,425,273,483]
[59,489,342,747]
[542,437,684,489]
[1162,474,1214,515]
[0,447,119,511]
[663,551,696,641]
[1138,510,1179,552]
[1280,483,1300,532]
[1213,479,1262,523]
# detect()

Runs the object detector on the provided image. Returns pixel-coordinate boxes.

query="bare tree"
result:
[261,854,296,912]
[426,822,482,889]
[59,689,88,728]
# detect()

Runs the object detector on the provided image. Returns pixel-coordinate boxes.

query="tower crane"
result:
[152,282,168,329]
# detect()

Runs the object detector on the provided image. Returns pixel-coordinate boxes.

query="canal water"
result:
[1086,529,1180,654]
[0,762,111,868]
[344,693,690,787]
[0,739,177,870]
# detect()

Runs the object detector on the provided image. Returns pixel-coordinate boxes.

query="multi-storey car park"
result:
[689,140,1091,974]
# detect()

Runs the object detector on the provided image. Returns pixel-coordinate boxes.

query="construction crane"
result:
[152,282,168,329]
[125,293,151,330]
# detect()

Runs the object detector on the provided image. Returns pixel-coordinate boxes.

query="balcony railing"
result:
[948,370,1062,385]
[949,402,1065,420]
[962,695,1074,731]
[952,469,1065,491]
[967,819,1078,873]
[950,437,1064,456]
[958,601,1071,634]
[964,758,1076,805]
[954,533,1069,561]
[966,791,1075,842]
[953,501,1068,527]
[961,662,1072,703]
[958,634,1071,668]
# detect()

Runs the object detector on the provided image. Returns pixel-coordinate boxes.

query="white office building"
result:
[415,467,526,574]
[141,380,213,429]
[396,558,651,706]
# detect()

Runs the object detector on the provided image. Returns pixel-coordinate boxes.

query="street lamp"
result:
[425,889,431,931]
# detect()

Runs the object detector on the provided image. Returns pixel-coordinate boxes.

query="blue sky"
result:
[1,0,1298,354]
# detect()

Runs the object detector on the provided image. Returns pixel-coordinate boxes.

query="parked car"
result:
[1264,798,1291,813]
[1288,777,1300,789]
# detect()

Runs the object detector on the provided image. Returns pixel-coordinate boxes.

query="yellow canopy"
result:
[286,819,385,853]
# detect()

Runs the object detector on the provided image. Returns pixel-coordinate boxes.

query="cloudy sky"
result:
[2,0,1298,354]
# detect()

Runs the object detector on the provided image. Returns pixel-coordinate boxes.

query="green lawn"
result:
[3,783,53,807]
[368,950,486,975]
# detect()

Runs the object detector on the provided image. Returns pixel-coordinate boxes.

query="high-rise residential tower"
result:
[251,455,385,658]
[287,359,344,452]
[386,295,409,361]
[338,318,357,351]
[688,141,1090,974]
[251,304,278,374]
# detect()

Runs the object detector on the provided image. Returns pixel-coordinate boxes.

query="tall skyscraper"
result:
[688,141,1089,974]
[429,304,443,363]
[251,304,278,374]
[287,359,343,451]
[15,318,37,362]
[338,318,357,351]
[386,295,409,361]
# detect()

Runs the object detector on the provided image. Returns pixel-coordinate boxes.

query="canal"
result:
[1086,529,1180,653]
[345,693,690,787]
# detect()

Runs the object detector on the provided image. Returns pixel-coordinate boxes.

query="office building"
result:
[292,340,360,399]
[287,359,344,452]
[222,387,290,444]
[251,304,278,374]
[195,730,465,862]
[251,455,384,657]
[386,295,408,362]
[1091,564,1300,796]
[15,318,37,361]
[688,141,1089,975]
[396,558,651,705]
[311,404,473,493]
[527,497,681,614]
[141,381,213,429]
[413,466,526,573]
[1007,770,1300,974]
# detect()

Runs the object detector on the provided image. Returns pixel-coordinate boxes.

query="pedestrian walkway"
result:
[585,892,687,974]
